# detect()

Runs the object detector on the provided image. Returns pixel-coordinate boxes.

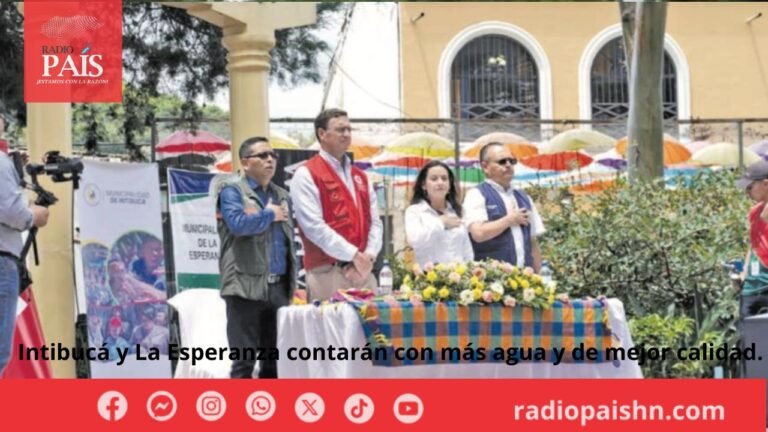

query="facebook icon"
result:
[97,391,128,421]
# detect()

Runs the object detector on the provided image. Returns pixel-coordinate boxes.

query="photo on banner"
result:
[76,160,171,378]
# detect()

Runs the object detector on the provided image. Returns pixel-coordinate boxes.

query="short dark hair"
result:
[238,136,270,160]
[142,306,156,320]
[314,108,348,141]
[479,141,506,162]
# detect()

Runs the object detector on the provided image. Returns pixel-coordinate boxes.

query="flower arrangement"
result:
[394,259,569,309]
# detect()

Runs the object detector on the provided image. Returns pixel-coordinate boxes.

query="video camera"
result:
[9,150,84,281]
[11,150,84,207]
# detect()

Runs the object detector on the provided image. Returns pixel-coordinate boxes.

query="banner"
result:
[77,161,171,378]
[168,169,219,291]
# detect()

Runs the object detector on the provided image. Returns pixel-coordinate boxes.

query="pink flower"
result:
[503,296,517,307]
[448,272,461,283]
[523,267,535,277]
[410,294,424,306]
[500,263,514,274]
[482,290,493,303]
[424,262,435,272]
[472,267,486,279]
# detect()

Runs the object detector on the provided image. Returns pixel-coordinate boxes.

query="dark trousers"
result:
[224,281,289,379]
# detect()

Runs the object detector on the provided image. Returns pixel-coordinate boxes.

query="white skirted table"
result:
[276,298,643,379]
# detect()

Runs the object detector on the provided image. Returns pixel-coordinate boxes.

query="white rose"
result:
[459,289,474,305]
[523,288,536,302]
[490,282,504,295]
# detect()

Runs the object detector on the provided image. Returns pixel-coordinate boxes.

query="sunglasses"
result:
[245,151,279,160]
[492,157,518,166]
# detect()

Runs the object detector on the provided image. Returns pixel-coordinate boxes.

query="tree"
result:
[621,1,667,183]
[0,1,344,156]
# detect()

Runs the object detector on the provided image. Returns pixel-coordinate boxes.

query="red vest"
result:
[300,155,372,270]
[749,202,768,267]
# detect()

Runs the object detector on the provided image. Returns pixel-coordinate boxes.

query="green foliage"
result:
[71,90,228,157]
[535,170,748,317]
[530,170,747,377]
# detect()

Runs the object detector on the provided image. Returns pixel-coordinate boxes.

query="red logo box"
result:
[24,0,122,102]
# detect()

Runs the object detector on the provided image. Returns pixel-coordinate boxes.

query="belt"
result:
[267,274,286,284]
[0,251,19,262]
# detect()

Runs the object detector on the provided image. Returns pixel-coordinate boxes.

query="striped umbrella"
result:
[156,130,230,160]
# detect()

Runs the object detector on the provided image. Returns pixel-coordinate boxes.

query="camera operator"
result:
[0,114,49,375]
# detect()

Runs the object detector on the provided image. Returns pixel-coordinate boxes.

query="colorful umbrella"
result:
[373,155,430,169]
[690,142,761,166]
[270,131,300,149]
[520,151,593,171]
[464,142,538,160]
[471,132,529,148]
[385,132,455,159]
[542,129,615,155]
[615,134,691,166]
[214,153,233,173]
[593,148,627,171]
[156,130,230,160]
[463,132,536,159]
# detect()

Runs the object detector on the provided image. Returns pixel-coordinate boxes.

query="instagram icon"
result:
[196,391,227,421]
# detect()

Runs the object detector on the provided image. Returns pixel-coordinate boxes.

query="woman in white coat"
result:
[405,160,474,267]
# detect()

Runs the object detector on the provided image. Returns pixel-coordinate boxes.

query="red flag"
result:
[1,287,52,378]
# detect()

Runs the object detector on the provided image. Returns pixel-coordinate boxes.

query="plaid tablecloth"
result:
[352,300,616,367]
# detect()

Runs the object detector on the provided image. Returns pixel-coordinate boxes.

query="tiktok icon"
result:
[97,390,128,422]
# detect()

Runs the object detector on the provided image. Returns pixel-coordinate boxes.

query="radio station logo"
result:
[24,1,122,102]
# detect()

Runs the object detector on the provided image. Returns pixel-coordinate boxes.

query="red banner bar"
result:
[0,379,763,431]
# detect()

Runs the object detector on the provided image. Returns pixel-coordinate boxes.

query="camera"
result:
[26,150,84,187]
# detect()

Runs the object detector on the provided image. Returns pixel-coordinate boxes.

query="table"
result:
[277,298,643,378]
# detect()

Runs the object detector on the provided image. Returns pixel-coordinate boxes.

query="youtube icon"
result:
[398,401,418,415]
[394,394,423,424]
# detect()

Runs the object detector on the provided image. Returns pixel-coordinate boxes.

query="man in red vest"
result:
[291,109,382,301]
[736,160,768,317]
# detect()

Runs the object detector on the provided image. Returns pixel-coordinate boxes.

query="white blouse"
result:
[405,200,475,267]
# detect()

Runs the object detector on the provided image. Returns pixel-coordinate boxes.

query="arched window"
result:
[591,37,677,120]
[450,35,540,120]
